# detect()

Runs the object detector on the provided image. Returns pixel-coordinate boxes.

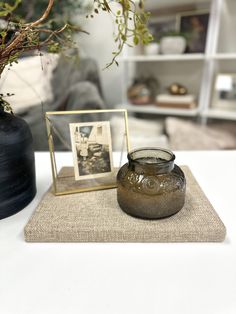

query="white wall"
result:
[76,4,123,108]
[217,0,236,53]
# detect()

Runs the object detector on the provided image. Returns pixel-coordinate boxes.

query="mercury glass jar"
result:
[117,148,186,219]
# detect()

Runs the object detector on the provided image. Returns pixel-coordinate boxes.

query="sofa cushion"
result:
[166,117,236,150]
[0,53,59,113]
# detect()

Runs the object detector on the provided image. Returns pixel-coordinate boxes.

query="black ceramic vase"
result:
[117,148,186,219]
[0,106,36,219]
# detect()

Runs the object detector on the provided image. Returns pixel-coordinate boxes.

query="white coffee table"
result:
[0,151,236,314]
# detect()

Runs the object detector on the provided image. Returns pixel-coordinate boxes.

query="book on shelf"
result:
[156,94,197,109]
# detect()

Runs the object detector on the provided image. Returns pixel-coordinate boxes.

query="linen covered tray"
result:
[24,166,226,242]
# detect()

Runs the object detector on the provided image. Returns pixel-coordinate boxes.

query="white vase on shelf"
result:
[144,43,160,55]
[160,36,186,55]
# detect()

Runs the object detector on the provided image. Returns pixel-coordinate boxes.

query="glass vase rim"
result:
[127,147,176,166]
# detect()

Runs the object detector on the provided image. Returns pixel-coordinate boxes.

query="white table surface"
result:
[0,151,236,314]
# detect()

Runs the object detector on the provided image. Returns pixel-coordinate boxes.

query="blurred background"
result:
[1,0,236,151]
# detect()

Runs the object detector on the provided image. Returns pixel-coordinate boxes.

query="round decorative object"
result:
[117,148,186,219]
[127,83,151,105]
[0,106,36,220]
[160,36,186,55]
[168,83,188,95]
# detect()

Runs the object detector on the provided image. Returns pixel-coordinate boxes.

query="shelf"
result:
[203,109,236,120]
[118,54,205,62]
[120,53,236,62]
[117,0,236,123]
[118,104,199,117]
[212,53,236,60]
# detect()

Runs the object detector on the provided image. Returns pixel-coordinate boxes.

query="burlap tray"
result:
[24,166,226,242]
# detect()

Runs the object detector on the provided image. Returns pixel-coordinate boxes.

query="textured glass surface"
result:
[117,148,186,219]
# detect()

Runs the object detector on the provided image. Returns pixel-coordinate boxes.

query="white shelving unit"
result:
[212,53,236,60]
[120,103,199,117]
[119,53,205,62]
[202,108,236,120]
[118,0,236,122]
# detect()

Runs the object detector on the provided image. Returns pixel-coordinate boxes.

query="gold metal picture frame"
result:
[45,109,130,196]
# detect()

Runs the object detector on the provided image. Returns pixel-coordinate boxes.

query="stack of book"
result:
[156,94,197,109]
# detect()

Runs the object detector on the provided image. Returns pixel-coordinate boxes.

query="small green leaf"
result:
[121,34,126,41]
[133,36,139,45]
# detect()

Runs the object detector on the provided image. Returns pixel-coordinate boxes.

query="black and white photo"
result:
[70,121,114,181]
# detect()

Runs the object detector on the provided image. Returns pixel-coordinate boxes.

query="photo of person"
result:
[179,12,209,53]
[79,133,89,161]
[70,121,114,181]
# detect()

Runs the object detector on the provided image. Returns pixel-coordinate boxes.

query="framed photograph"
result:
[45,109,130,196]
[177,11,209,53]
[211,73,236,110]
[70,121,113,181]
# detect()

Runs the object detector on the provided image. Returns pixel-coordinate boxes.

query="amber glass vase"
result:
[117,148,186,219]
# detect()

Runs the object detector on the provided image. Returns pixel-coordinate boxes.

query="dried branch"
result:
[0,0,152,75]
[26,0,54,27]
[37,24,89,36]
[1,0,54,58]
[0,0,58,74]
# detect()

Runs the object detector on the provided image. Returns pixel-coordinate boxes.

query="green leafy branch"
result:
[0,0,81,73]
[88,0,153,68]
[0,0,21,17]
[0,93,14,113]
[0,0,152,74]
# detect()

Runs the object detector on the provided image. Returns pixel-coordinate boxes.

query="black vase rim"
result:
[127,147,176,167]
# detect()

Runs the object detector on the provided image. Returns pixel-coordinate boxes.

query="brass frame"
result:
[45,109,130,196]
